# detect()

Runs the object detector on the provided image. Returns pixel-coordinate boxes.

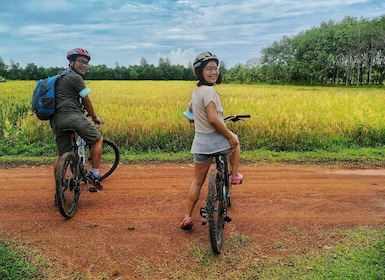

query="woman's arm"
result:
[206,101,238,148]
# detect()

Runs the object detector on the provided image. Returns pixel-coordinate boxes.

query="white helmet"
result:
[192,51,219,76]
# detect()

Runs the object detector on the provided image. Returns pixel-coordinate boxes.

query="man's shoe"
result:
[87,173,103,190]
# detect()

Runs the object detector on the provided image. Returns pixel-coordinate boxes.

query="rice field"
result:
[1,80,385,155]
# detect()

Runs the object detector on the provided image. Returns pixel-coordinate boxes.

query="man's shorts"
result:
[50,113,101,156]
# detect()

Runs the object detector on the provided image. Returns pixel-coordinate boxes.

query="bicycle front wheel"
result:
[207,169,226,254]
[55,152,80,218]
[99,139,120,180]
[85,138,120,180]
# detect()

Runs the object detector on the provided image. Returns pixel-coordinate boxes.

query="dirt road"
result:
[1,163,385,278]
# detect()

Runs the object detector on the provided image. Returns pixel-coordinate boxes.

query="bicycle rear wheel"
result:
[85,138,120,180]
[55,152,80,218]
[207,169,226,254]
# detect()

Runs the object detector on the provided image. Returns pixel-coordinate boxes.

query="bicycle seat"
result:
[211,149,233,157]
[62,128,76,134]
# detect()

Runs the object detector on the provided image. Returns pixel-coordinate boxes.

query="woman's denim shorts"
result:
[194,148,233,163]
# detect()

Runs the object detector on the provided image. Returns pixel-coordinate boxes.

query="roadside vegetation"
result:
[2,227,385,279]
[0,241,47,279]
[135,227,385,279]
[2,81,385,165]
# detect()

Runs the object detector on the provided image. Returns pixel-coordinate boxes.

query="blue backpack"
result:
[31,70,72,120]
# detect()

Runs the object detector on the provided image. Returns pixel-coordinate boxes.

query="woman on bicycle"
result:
[180,51,243,230]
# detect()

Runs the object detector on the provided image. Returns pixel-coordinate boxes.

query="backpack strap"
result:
[55,70,80,110]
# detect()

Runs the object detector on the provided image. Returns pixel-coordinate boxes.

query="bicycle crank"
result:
[225,215,232,222]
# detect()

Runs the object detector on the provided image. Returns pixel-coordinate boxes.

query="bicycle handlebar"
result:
[223,114,251,122]
[184,110,250,123]
[85,113,104,126]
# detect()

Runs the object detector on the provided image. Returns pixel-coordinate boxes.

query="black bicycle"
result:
[200,114,250,254]
[55,127,120,218]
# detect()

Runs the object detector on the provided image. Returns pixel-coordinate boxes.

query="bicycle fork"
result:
[200,190,232,226]
[200,206,231,226]
[223,188,232,223]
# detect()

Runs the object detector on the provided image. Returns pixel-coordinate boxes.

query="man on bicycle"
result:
[50,48,103,190]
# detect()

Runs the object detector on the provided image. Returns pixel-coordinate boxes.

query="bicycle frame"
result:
[65,129,88,188]
[214,153,232,208]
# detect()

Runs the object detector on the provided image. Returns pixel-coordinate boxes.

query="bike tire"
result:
[99,139,120,180]
[85,138,120,180]
[55,152,80,218]
[207,169,225,254]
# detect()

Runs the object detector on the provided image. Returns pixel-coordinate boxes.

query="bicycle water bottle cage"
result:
[62,128,76,138]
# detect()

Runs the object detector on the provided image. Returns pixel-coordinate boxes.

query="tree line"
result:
[1,16,384,85]
[257,15,385,85]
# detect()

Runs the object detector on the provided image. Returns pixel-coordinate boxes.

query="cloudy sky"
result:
[1,0,384,69]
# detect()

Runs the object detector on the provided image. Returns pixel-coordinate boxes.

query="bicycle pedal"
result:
[88,187,98,193]
[225,216,232,223]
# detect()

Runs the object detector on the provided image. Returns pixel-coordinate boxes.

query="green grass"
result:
[0,241,46,279]
[132,227,385,279]
[2,147,385,168]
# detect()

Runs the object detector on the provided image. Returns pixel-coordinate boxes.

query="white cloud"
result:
[161,48,197,66]
[0,0,383,68]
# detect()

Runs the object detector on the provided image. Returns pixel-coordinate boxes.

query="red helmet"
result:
[66,48,91,61]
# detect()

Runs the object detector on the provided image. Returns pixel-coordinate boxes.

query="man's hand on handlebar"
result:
[91,114,102,125]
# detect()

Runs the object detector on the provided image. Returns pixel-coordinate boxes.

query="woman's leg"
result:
[228,144,240,177]
[228,133,241,177]
[181,158,212,228]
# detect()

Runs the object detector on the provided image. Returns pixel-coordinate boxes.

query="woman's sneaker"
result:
[231,173,243,184]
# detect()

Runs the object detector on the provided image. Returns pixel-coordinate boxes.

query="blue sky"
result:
[1,0,384,69]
